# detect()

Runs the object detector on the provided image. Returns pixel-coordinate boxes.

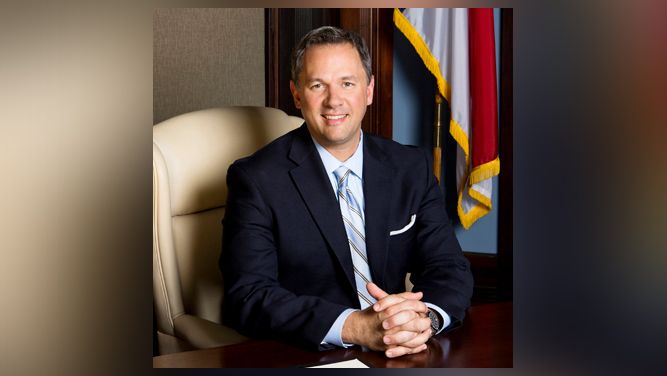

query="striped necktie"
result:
[333,166,376,309]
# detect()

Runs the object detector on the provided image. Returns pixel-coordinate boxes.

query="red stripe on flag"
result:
[469,8,498,168]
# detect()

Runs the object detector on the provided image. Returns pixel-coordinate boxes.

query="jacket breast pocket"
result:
[389,214,416,237]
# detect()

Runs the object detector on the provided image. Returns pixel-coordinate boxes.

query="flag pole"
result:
[433,93,443,182]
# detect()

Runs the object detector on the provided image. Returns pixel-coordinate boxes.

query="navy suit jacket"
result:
[221,124,473,349]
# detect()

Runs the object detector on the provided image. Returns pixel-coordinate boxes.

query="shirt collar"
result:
[312,132,364,180]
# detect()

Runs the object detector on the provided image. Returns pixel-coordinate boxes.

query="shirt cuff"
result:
[320,308,357,348]
[424,302,451,335]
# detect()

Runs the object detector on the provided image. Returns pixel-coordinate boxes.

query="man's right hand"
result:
[340,306,390,351]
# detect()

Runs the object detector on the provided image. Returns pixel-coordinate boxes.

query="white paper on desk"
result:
[308,358,369,368]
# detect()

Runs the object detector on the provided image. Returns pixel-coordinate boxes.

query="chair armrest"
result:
[173,314,248,349]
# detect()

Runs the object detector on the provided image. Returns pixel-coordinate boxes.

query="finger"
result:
[385,345,411,358]
[399,317,432,334]
[411,343,429,354]
[378,300,428,320]
[373,291,423,312]
[384,316,431,337]
[394,290,423,300]
[385,343,428,358]
[382,309,420,330]
[412,343,429,354]
[383,330,418,345]
[399,329,432,349]
[366,282,388,300]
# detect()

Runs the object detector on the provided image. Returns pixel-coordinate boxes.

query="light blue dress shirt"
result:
[311,132,450,348]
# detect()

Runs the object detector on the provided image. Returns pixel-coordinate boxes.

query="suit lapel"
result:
[363,135,393,289]
[288,125,356,292]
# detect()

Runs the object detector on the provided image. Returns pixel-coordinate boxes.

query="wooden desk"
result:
[153,301,512,368]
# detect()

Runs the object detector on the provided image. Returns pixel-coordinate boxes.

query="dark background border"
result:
[2,0,666,375]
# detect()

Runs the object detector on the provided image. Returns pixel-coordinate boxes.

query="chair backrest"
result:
[153,106,303,336]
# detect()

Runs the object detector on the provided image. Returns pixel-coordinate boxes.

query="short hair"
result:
[290,26,372,87]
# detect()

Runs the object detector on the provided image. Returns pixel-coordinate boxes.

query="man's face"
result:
[290,43,374,153]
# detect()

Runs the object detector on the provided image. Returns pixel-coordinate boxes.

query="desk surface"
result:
[153,301,512,368]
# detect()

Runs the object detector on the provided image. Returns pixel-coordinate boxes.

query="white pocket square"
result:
[389,214,416,236]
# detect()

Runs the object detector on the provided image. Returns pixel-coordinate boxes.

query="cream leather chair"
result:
[153,106,303,355]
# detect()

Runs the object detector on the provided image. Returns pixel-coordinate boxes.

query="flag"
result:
[394,8,499,229]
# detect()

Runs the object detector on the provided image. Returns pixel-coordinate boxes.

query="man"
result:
[221,26,473,358]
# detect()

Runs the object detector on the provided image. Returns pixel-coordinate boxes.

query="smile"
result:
[322,114,347,120]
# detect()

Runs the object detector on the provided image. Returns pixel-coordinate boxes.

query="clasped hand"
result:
[342,282,432,358]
